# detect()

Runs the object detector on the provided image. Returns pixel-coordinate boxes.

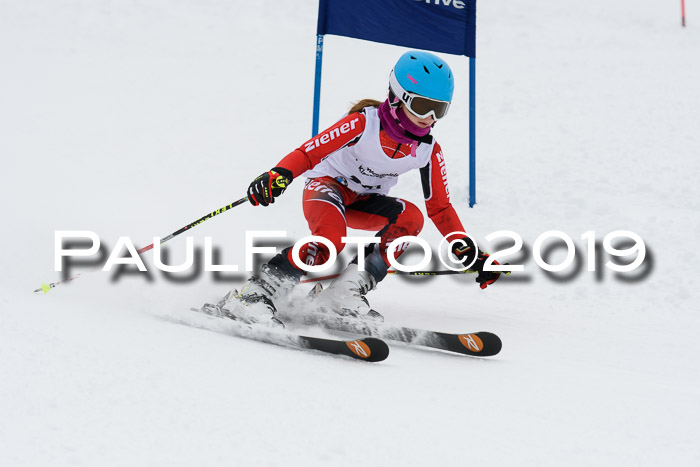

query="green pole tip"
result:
[41,283,51,293]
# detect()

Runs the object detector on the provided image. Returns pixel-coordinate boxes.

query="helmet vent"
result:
[436,63,443,69]
[423,66,430,74]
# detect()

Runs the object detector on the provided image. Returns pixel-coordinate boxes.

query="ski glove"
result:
[451,236,504,290]
[247,167,293,207]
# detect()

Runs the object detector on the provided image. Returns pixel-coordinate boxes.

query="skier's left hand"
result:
[451,236,504,289]
[471,257,502,289]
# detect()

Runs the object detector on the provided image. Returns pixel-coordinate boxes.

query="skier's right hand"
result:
[247,167,292,206]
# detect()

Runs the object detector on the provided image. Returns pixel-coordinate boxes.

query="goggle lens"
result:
[407,95,450,120]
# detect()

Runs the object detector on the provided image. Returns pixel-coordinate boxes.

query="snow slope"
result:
[1,0,699,465]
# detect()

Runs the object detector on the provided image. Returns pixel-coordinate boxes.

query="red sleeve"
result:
[421,143,466,241]
[275,112,366,179]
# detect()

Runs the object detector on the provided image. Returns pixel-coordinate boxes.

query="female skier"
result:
[228,51,502,324]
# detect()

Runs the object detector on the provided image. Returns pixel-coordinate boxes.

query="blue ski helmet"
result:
[389,51,454,104]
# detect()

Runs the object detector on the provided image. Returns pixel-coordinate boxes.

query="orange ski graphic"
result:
[458,334,484,352]
[346,340,372,359]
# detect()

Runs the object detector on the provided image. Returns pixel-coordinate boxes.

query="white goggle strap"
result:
[389,69,411,108]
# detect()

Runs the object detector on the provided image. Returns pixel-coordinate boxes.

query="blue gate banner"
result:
[317,0,476,57]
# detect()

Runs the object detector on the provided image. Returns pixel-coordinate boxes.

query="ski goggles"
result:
[402,94,450,120]
[389,71,451,120]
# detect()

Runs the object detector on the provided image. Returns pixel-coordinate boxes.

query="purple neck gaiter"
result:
[377,98,431,150]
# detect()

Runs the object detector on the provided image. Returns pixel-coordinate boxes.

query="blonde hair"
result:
[348,98,382,114]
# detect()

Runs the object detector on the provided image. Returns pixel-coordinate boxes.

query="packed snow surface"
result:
[1,0,698,465]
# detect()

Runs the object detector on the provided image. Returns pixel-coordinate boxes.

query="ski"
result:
[281,307,502,358]
[373,325,502,357]
[189,303,389,362]
[300,335,389,362]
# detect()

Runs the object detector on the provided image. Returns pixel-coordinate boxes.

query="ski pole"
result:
[300,268,512,284]
[133,196,249,255]
[34,196,250,293]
